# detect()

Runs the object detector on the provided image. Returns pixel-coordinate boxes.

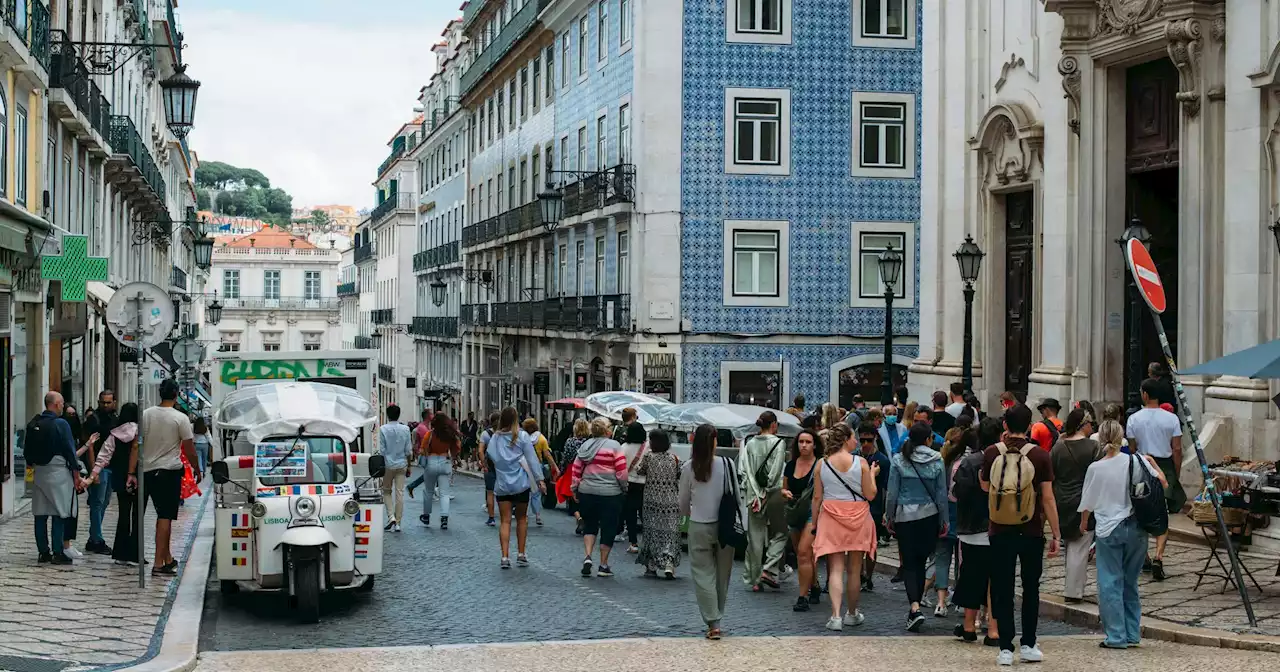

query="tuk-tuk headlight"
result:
[343,499,360,516]
[250,501,267,519]
[294,496,318,519]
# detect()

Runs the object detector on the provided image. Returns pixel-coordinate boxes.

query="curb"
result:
[868,554,1279,652]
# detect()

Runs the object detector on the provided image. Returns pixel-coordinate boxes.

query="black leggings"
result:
[895,515,939,607]
[623,483,645,544]
[578,493,623,547]
[113,490,139,563]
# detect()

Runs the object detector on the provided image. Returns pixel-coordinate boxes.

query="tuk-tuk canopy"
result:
[654,403,803,440]
[215,382,376,444]
[585,391,672,425]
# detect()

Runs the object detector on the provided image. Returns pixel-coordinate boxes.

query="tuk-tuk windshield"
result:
[255,437,348,486]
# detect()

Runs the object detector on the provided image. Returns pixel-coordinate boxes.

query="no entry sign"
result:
[1125,238,1166,314]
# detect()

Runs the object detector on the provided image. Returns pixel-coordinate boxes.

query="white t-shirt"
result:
[141,405,194,471]
[1125,407,1181,458]
[945,402,967,418]
[957,532,990,546]
[1078,453,1162,538]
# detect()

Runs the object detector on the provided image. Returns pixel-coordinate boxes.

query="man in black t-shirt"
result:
[81,390,118,555]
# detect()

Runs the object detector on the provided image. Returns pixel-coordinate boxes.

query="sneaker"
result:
[808,585,821,604]
[1019,644,1043,662]
[151,560,178,576]
[597,565,614,577]
[1151,558,1167,581]
[51,553,73,566]
[934,603,948,618]
[997,650,1014,666]
[954,624,977,642]
[843,610,865,627]
[581,557,593,577]
[984,636,1000,648]
[440,516,449,530]
[62,547,84,560]
[420,514,430,527]
[906,610,925,632]
[500,557,511,569]
[862,577,875,593]
[793,596,810,612]
[824,616,842,632]
[486,517,496,527]
[92,542,113,556]
[407,485,416,499]
[384,518,396,531]
[920,595,936,608]
[37,553,52,564]
[663,565,675,579]
[392,522,402,533]
[536,517,543,526]
[516,553,529,567]
[627,544,640,554]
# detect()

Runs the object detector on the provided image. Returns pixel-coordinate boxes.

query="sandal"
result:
[705,628,722,640]
[758,573,780,590]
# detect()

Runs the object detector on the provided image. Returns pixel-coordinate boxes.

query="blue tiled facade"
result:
[680,0,923,408]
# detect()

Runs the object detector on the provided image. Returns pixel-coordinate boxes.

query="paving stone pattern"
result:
[198,477,1085,651]
[0,489,205,672]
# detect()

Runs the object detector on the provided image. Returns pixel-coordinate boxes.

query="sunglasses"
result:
[859,436,876,443]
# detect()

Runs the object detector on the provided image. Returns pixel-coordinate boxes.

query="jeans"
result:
[1096,517,1147,646]
[87,468,111,545]
[927,537,956,591]
[990,533,1046,651]
[34,515,65,556]
[895,515,939,606]
[195,443,209,475]
[420,456,452,518]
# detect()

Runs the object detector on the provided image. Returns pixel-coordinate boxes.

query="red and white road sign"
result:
[1125,237,1166,314]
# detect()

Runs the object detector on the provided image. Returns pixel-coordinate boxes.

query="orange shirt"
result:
[1029,417,1064,451]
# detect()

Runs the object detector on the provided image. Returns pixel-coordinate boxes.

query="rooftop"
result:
[221,225,317,250]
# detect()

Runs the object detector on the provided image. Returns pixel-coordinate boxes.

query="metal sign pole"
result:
[130,291,147,590]
[1150,315,1257,627]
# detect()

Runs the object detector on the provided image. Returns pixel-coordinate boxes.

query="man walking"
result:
[82,390,118,555]
[1030,399,1064,451]
[1126,378,1184,581]
[29,391,84,564]
[981,403,1061,665]
[945,382,968,418]
[378,404,413,532]
[139,380,197,575]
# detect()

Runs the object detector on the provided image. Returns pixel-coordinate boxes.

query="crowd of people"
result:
[24,379,204,573]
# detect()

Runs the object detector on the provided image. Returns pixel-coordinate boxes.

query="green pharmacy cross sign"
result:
[41,234,109,302]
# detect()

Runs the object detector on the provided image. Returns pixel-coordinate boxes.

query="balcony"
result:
[371,192,415,226]
[378,364,395,383]
[412,241,461,273]
[460,295,631,333]
[181,323,199,340]
[216,296,340,311]
[336,281,358,297]
[459,0,549,97]
[354,335,374,350]
[0,0,52,83]
[106,115,167,217]
[560,164,637,219]
[47,31,111,154]
[371,308,394,325]
[410,316,459,340]
[213,245,340,262]
[461,200,540,249]
[376,132,419,179]
[353,244,374,264]
[170,264,187,291]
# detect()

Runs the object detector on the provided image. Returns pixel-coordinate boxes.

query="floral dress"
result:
[635,451,682,571]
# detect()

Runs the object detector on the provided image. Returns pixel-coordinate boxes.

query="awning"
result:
[86,281,114,307]
[0,197,51,253]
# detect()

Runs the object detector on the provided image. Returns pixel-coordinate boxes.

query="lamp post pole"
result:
[877,243,903,407]
[962,283,976,392]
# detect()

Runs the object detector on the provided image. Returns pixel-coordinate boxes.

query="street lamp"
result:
[206,291,222,326]
[953,234,986,393]
[370,331,383,349]
[878,242,904,406]
[193,215,213,270]
[1117,215,1151,415]
[430,277,447,307]
[160,65,201,140]
[538,187,564,233]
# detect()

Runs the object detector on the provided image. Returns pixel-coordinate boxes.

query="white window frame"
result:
[223,269,240,299]
[849,221,916,308]
[722,220,789,307]
[597,0,608,65]
[618,98,632,164]
[304,270,321,300]
[596,113,607,170]
[727,0,792,45]
[852,0,916,49]
[617,229,630,294]
[724,87,791,176]
[850,92,916,179]
[719,360,791,407]
[619,0,633,51]
[264,270,281,300]
[577,15,589,80]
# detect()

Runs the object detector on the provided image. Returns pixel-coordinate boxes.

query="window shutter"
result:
[0,290,10,334]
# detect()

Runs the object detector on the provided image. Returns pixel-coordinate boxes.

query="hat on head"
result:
[1036,398,1062,412]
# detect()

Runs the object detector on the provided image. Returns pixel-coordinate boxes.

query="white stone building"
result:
[371,125,418,416]
[912,0,1280,469]
[210,226,339,353]
[337,245,358,348]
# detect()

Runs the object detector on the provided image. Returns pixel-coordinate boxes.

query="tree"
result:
[195,161,239,190]
[196,188,211,211]
[310,209,332,229]
[198,160,296,226]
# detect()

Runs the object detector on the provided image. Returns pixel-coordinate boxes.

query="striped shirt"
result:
[569,438,628,496]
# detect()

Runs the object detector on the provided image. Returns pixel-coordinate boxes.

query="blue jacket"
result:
[862,449,890,522]
[885,446,948,524]
[38,410,79,473]
[487,429,543,496]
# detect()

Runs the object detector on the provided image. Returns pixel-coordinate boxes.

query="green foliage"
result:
[197,160,293,227]
[196,188,211,211]
[309,209,332,229]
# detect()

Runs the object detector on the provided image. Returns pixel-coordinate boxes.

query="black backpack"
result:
[1129,455,1169,536]
[23,415,58,466]
[1040,419,1060,446]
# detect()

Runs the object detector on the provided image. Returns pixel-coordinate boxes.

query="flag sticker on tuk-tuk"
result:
[232,529,250,538]
[231,558,247,566]
[355,549,368,559]
[230,514,249,528]
[354,524,370,533]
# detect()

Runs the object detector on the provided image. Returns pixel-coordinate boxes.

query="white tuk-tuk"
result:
[209,381,387,623]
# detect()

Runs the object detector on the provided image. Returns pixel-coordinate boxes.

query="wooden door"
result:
[1004,191,1035,396]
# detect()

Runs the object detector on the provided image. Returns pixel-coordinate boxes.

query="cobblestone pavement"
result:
[0,487,207,671]
[874,526,1280,635]
[195,636,1280,672]
[198,477,1086,651]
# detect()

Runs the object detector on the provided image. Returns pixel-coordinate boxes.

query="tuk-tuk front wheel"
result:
[292,555,322,623]
[220,580,239,595]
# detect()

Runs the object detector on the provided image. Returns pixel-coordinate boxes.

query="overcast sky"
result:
[181,0,458,209]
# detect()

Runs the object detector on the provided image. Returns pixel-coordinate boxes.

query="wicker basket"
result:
[1190,499,1248,526]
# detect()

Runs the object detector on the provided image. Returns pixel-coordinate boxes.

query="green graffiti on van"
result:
[219,359,345,386]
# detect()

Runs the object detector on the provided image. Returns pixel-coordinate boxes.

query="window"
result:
[508,80,517,128]
[578,16,588,77]
[303,343,321,352]
[219,343,241,353]
[560,137,569,175]
[558,243,567,295]
[487,98,494,141]
[617,231,630,294]
[532,57,541,112]
[0,89,8,198]
[545,46,556,101]
[264,270,280,300]
[853,0,916,48]
[849,221,916,308]
[851,92,915,178]
[508,166,516,207]
[223,270,240,299]
[727,0,791,43]
[520,68,529,119]
[596,115,607,170]
[724,87,791,174]
[263,344,281,352]
[560,34,569,87]
[304,271,321,300]
[620,0,632,46]
[14,105,26,205]
[478,108,486,149]
[595,236,605,293]
[577,127,587,171]
[619,103,631,163]
[720,361,789,409]
[597,0,608,62]
[497,174,504,211]
[532,148,541,194]
[722,220,790,306]
[575,240,585,295]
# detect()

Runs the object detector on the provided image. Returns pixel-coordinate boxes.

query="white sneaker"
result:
[392,522,402,533]
[997,650,1014,666]
[824,616,843,632]
[63,547,84,560]
[934,603,948,617]
[1019,645,1043,663]
[842,610,865,626]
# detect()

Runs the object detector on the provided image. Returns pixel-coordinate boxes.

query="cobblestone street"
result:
[197,476,1086,651]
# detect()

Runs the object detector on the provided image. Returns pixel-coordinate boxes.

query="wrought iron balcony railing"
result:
[3,0,52,70]
[560,164,636,219]
[108,115,166,205]
[354,244,374,264]
[461,200,540,249]
[410,316,459,339]
[378,364,395,383]
[336,281,358,296]
[170,264,187,290]
[371,192,415,225]
[460,294,630,333]
[459,0,549,96]
[49,34,115,142]
[413,241,461,272]
[371,308,394,325]
[354,335,374,350]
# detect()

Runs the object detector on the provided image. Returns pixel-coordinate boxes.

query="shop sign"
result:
[534,371,551,395]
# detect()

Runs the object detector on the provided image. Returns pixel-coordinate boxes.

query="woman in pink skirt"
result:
[810,423,880,631]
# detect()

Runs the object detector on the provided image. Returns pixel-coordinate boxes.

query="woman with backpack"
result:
[1050,408,1101,603]
[1078,419,1165,649]
[810,423,879,631]
[886,422,949,632]
[679,423,738,640]
[739,411,789,591]
[952,417,1003,645]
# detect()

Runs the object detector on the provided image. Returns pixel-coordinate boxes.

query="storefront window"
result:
[727,369,781,408]
[838,364,908,409]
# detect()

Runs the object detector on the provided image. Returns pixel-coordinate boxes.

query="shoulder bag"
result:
[717,456,748,551]
[784,460,816,529]
[753,437,785,491]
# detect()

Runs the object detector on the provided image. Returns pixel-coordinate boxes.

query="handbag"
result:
[1129,454,1169,536]
[717,456,748,551]
[753,437,785,491]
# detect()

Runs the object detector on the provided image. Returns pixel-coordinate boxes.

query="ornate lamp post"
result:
[160,65,201,140]
[538,187,564,233]
[430,277,447,307]
[878,242,904,406]
[205,291,222,326]
[192,215,213,270]
[954,234,986,393]
[1117,215,1151,414]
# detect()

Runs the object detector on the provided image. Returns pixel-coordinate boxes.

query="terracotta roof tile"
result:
[223,225,317,249]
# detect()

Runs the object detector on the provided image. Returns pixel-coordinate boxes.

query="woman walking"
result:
[810,423,879,630]
[193,417,214,479]
[886,422,949,632]
[679,423,737,640]
[1079,420,1165,649]
[558,419,591,535]
[485,407,546,569]
[89,403,139,565]
[785,429,822,611]
[621,422,648,553]
[570,417,628,577]
[419,413,462,529]
[1051,408,1101,603]
[636,428,681,577]
[927,416,972,617]
[952,417,1002,645]
[740,411,789,591]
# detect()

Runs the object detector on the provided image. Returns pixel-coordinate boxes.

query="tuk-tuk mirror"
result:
[211,461,230,485]
[367,454,385,479]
